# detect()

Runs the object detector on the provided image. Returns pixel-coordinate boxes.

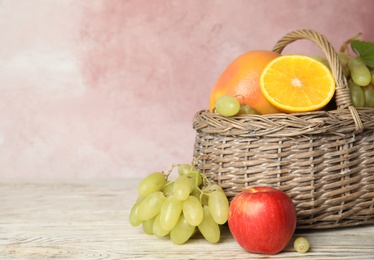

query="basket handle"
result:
[272,29,351,110]
[272,29,363,132]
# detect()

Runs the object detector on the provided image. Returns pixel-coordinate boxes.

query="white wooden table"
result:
[0,179,373,259]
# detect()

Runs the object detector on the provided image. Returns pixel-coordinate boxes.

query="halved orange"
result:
[260,55,336,113]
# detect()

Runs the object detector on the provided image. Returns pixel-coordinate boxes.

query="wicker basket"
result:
[193,29,374,229]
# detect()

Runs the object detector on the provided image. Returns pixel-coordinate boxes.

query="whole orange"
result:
[209,50,281,115]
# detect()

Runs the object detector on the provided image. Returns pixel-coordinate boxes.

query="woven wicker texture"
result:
[193,29,374,229]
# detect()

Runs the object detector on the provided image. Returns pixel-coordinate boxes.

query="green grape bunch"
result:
[316,33,374,108]
[129,163,229,245]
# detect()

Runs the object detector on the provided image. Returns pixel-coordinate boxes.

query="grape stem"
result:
[191,156,201,168]
[160,164,179,197]
[201,173,213,187]
[164,164,179,179]
[191,155,221,195]
[340,32,362,53]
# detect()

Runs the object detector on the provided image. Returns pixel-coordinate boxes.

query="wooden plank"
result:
[0,179,373,259]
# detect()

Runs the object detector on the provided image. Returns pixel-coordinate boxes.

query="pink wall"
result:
[1,0,373,179]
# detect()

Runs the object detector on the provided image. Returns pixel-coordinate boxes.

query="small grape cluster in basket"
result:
[210,33,374,117]
[339,34,374,108]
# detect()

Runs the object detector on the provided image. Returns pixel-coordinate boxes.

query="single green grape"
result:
[129,197,144,227]
[202,184,223,193]
[201,185,223,206]
[159,195,183,231]
[208,190,229,225]
[137,191,166,221]
[294,236,310,254]
[238,104,259,115]
[188,170,203,187]
[162,181,174,196]
[173,175,193,201]
[177,164,202,187]
[198,206,220,243]
[349,80,365,107]
[152,214,170,237]
[215,95,241,117]
[182,196,204,226]
[348,56,371,87]
[310,55,330,70]
[363,84,374,108]
[138,172,166,197]
[142,216,156,235]
[338,52,350,78]
[177,163,195,176]
[170,214,196,245]
[338,52,350,65]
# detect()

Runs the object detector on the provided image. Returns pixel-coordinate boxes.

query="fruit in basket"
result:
[129,163,229,245]
[339,37,374,108]
[260,55,336,113]
[209,50,281,115]
[228,186,297,255]
[349,80,365,107]
[238,104,259,115]
[214,95,259,117]
[215,95,241,117]
[348,56,372,87]
[363,84,374,107]
[310,55,330,70]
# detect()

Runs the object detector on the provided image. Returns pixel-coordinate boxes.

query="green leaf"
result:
[351,40,374,68]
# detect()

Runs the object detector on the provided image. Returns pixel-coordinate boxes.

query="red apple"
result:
[228,186,297,255]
